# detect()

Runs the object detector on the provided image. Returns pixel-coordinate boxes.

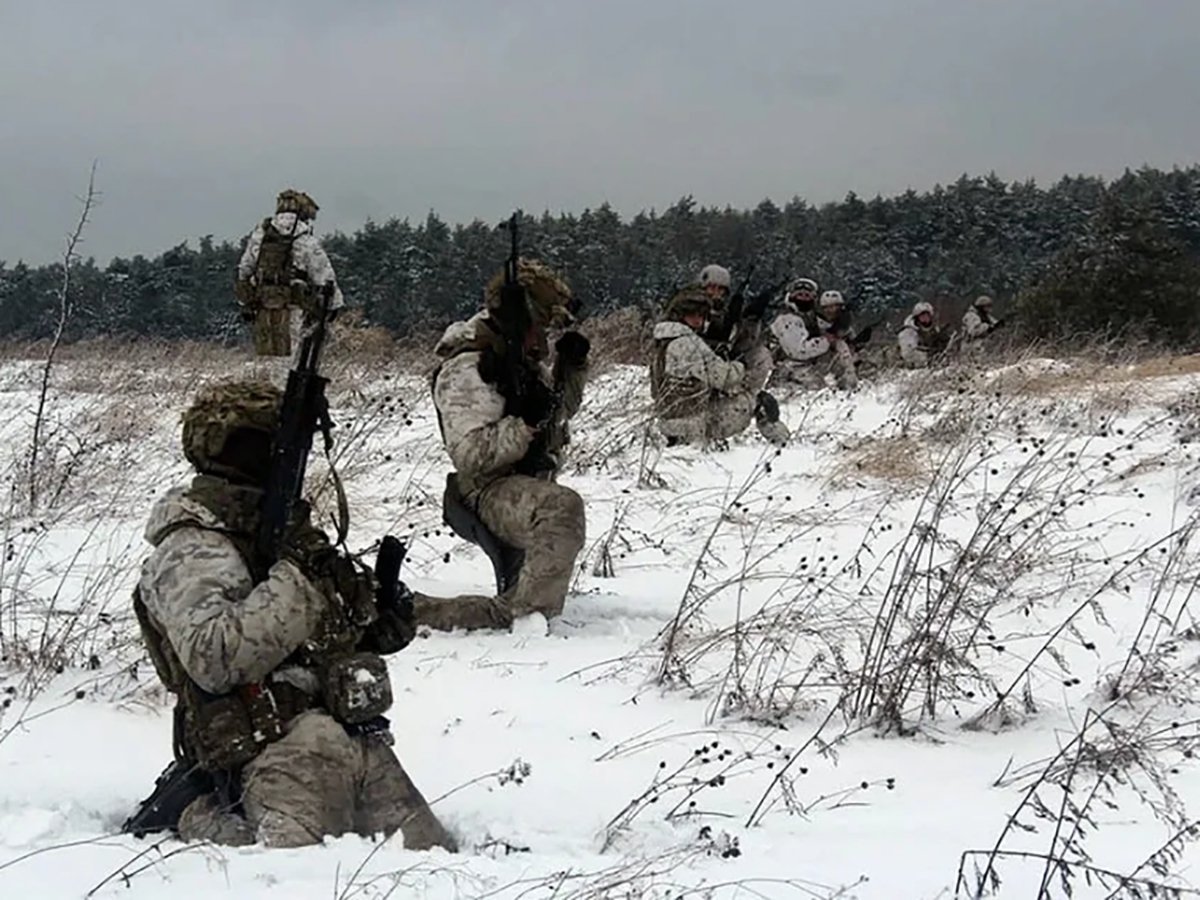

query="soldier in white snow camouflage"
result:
[962,294,1005,343]
[235,189,345,358]
[650,285,789,446]
[769,282,858,390]
[417,259,590,632]
[134,380,455,851]
[898,301,953,367]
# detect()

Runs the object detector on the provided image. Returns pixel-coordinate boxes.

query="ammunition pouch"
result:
[321,652,393,725]
[185,683,289,772]
[253,307,293,357]
[249,280,305,357]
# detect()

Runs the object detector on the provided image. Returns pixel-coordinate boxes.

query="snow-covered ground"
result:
[2,348,1200,899]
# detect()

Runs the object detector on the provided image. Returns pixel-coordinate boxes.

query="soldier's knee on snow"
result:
[544,488,586,551]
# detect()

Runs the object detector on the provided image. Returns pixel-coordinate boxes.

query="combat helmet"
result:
[182,380,281,480]
[911,301,936,327]
[276,188,319,221]
[663,285,711,321]
[698,264,732,290]
[483,258,575,330]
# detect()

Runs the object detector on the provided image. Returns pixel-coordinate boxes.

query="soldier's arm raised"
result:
[140,528,326,695]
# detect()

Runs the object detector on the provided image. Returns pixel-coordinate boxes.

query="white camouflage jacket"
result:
[238,212,345,312]
[654,320,746,393]
[962,307,997,340]
[770,311,832,361]
[898,315,935,367]
[137,487,326,695]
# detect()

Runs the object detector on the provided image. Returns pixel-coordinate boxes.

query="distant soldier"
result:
[698,263,734,347]
[770,282,858,390]
[898,301,952,368]
[649,286,788,447]
[235,189,344,358]
[418,258,590,632]
[962,294,1005,341]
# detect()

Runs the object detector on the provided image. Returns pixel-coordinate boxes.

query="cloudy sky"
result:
[2,0,1198,264]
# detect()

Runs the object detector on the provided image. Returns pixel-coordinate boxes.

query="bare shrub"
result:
[829,435,931,487]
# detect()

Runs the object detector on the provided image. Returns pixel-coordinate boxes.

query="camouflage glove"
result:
[555,331,590,368]
[280,521,338,585]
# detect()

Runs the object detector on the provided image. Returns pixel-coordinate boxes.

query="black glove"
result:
[238,305,256,324]
[555,331,590,367]
[991,318,1006,331]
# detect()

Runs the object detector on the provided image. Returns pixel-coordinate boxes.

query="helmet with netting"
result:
[663,286,711,321]
[182,380,281,479]
[483,257,574,329]
[276,189,319,220]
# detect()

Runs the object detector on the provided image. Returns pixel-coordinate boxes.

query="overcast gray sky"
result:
[2,0,1198,264]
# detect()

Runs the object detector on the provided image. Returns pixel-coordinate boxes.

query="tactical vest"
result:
[252,218,312,311]
[650,335,708,421]
[134,476,387,773]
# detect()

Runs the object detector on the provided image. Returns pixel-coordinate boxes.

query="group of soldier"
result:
[123,189,1008,855]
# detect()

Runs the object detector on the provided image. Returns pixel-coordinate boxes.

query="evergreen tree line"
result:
[2,165,1199,346]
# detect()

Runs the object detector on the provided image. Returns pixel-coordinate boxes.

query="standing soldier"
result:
[962,294,1005,342]
[649,286,789,447]
[235,189,344,359]
[898,301,952,368]
[418,257,590,632]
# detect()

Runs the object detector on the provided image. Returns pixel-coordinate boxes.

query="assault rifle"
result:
[496,212,532,413]
[255,287,335,561]
[123,760,215,837]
